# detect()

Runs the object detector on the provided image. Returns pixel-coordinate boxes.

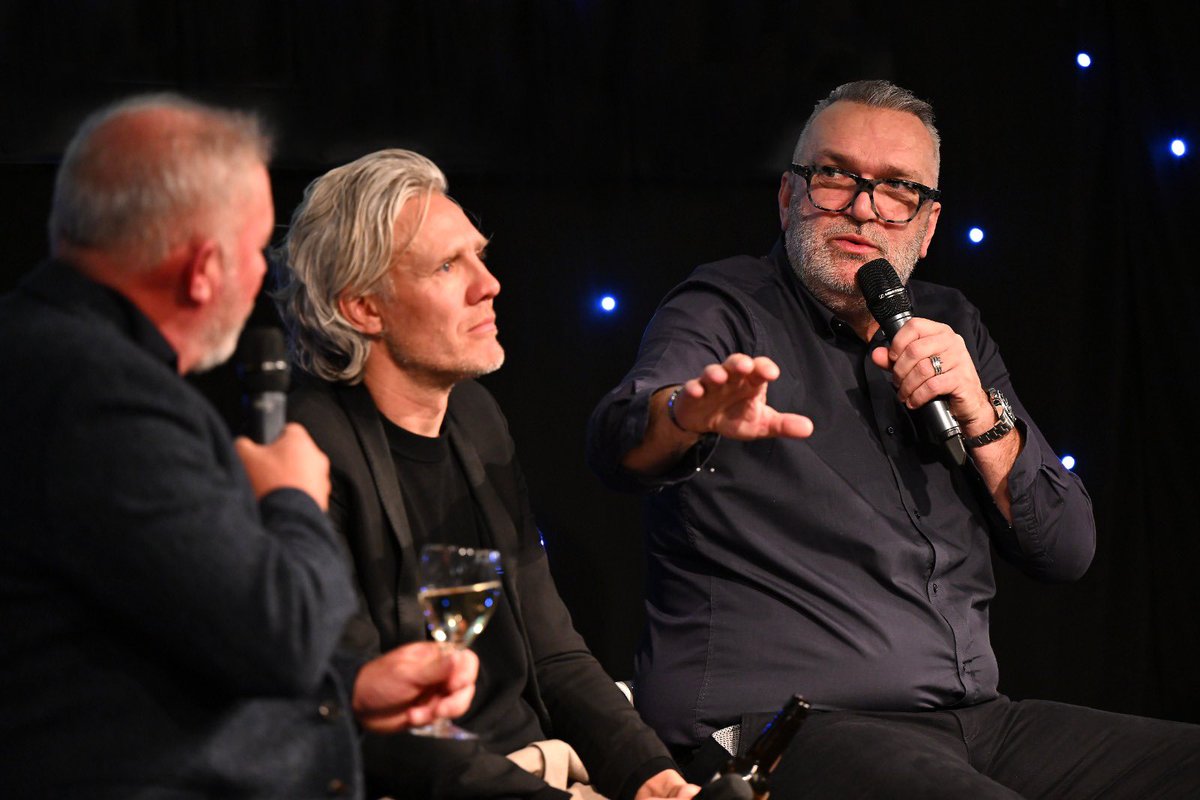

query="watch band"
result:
[964,388,1016,448]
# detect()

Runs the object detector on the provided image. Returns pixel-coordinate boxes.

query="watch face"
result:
[990,388,1014,421]
[966,388,1017,449]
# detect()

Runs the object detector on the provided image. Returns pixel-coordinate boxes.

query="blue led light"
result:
[484,596,494,608]
[1076,52,1092,68]
[1061,455,1076,470]
[1170,139,1187,157]
[598,295,617,312]
[968,227,985,244]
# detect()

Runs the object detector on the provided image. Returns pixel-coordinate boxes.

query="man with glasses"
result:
[587,80,1200,796]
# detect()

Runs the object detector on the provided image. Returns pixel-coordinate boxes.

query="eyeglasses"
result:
[790,164,941,224]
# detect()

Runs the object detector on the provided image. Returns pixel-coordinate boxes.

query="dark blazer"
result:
[291,378,675,800]
[0,261,362,798]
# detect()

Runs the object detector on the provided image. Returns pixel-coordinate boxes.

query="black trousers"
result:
[681,696,1200,799]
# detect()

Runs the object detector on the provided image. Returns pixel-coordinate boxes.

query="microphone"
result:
[235,327,290,444]
[856,259,967,467]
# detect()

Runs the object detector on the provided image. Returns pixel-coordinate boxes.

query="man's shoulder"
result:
[908,278,981,325]
[289,376,361,452]
[447,380,514,459]
[1,284,170,402]
[289,374,342,414]
[687,251,782,293]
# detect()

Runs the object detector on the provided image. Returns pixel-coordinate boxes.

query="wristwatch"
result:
[964,387,1016,448]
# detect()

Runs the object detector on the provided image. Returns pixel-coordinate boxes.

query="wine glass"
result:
[410,543,503,739]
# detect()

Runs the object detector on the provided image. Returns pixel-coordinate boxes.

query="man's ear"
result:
[338,292,384,335]
[919,202,941,259]
[778,172,794,230]
[182,239,221,306]
[180,237,223,307]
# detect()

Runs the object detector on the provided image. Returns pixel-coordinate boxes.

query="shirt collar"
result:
[18,258,180,372]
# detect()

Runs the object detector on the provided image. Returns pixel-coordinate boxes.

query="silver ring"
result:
[930,354,943,375]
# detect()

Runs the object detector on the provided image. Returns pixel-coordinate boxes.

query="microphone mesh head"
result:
[856,258,911,321]
[236,327,290,394]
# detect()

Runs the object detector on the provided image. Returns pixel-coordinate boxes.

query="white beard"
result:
[784,198,926,321]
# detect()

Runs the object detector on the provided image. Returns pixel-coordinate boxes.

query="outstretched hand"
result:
[352,642,479,733]
[670,354,813,440]
[620,353,812,477]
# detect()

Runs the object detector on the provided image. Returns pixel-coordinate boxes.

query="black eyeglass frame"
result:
[790,163,942,224]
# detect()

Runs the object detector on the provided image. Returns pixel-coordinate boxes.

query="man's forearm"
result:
[619,386,704,476]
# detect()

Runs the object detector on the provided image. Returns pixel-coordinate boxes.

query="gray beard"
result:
[381,334,505,391]
[190,300,246,374]
[784,202,926,323]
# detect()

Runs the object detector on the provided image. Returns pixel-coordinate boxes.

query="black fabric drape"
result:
[1,0,1196,723]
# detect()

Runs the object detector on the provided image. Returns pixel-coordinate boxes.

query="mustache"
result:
[823,222,889,252]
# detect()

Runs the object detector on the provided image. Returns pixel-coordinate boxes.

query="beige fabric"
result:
[507,738,608,799]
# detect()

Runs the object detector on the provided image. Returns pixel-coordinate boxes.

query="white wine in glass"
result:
[411,544,503,739]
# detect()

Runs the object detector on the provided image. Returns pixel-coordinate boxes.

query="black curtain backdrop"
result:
[2,2,1197,724]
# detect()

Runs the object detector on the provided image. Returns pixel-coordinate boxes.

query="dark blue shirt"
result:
[587,242,1095,749]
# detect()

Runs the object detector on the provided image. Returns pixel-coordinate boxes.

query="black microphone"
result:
[856,259,967,467]
[235,327,290,444]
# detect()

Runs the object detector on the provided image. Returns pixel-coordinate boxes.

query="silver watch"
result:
[964,388,1016,448]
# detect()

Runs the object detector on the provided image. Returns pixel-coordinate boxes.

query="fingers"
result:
[633,769,701,800]
[447,647,479,690]
[235,423,332,509]
[875,320,989,422]
[669,354,814,441]
[773,412,815,439]
[694,355,779,394]
[352,646,479,733]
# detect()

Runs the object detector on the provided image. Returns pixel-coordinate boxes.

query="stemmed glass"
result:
[410,543,503,739]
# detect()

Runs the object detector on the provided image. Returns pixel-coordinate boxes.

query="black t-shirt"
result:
[383,416,544,755]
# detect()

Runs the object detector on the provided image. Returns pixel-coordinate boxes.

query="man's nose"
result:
[470,261,501,302]
[846,187,876,223]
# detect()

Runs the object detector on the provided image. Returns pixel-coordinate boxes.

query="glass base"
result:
[408,719,477,740]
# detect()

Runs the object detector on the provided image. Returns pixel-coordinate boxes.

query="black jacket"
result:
[291,378,675,799]
[0,260,361,798]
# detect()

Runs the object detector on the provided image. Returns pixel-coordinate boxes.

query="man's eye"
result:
[438,261,452,273]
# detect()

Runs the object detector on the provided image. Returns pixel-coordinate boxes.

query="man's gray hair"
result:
[276,149,448,384]
[793,79,941,176]
[49,93,271,266]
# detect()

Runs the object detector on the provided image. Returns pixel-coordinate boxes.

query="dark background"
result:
[3,2,1197,724]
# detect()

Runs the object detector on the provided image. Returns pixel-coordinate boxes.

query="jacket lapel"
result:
[336,383,426,643]
[446,409,553,729]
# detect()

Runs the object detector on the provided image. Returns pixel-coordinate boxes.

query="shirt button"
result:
[914,510,922,518]
[886,426,896,436]
[327,778,349,796]
[318,702,339,721]
[932,583,940,595]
